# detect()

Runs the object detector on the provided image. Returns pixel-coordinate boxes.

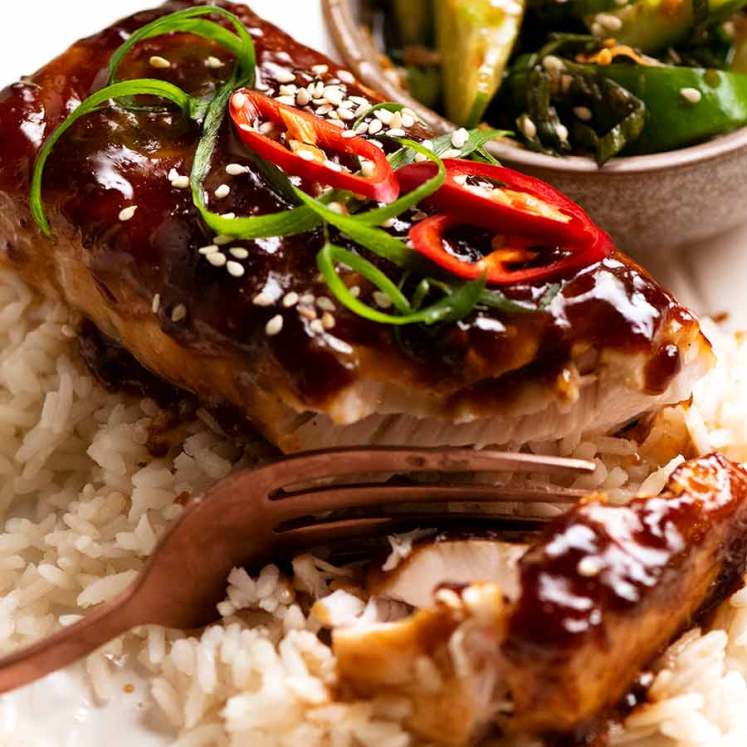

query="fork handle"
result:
[0,591,138,694]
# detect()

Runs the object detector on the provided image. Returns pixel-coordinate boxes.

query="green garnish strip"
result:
[28,8,551,327]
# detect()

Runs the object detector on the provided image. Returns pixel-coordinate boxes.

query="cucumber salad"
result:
[371,0,747,163]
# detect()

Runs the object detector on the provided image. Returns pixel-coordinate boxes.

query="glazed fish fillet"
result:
[0,0,713,452]
[335,454,747,745]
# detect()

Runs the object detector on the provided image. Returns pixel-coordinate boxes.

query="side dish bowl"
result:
[324,0,747,256]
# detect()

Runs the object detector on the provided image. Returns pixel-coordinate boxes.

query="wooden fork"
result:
[0,447,594,693]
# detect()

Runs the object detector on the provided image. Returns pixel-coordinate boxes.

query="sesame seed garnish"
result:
[225,163,250,176]
[389,111,403,129]
[517,114,537,140]
[151,294,161,314]
[316,296,335,311]
[205,56,225,69]
[279,84,298,96]
[342,130,356,139]
[214,184,231,199]
[149,56,171,69]
[375,109,393,125]
[296,89,311,107]
[680,87,702,104]
[282,292,299,308]
[253,292,275,307]
[214,234,232,245]
[338,70,355,84]
[387,128,406,138]
[573,106,593,121]
[309,319,324,335]
[298,305,317,321]
[207,252,227,267]
[226,261,245,278]
[401,110,417,128]
[595,12,623,32]
[321,312,336,330]
[171,304,187,323]
[232,92,248,108]
[451,128,470,149]
[542,55,565,76]
[578,557,604,577]
[300,293,316,305]
[273,68,296,84]
[276,51,292,63]
[367,119,383,136]
[373,291,393,309]
[168,168,190,189]
[265,315,284,336]
[275,95,296,107]
[556,123,570,143]
[229,247,249,259]
[311,64,329,75]
[118,205,137,222]
[198,245,219,255]
[349,286,360,298]
[441,148,461,159]
[323,86,345,106]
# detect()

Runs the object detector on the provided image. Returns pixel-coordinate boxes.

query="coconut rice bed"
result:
[0,266,745,747]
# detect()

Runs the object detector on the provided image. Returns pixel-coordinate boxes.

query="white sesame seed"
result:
[349,286,360,298]
[198,244,219,255]
[517,114,537,140]
[342,129,356,139]
[578,557,604,577]
[367,119,383,136]
[229,247,249,259]
[279,84,298,96]
[328,202,346,214]
[441,148,461,159]
[680,87,702,104]
[170,174,190,189]
[311,64,329,75]
[205,56,225,69]
[309,319,324,335]
[321,312,336,330]
[171,304,187,322]
[214,184,231,199]
[265,315,284,336]
[225,163,249,176]
[338,107,356,121]
[421,139,433,151]
[338,70,355,84]
[273,68,296,84]
[296,89,311,106]
[451,128,470,149]
[118,205,138,222]
[300,293,316,305]
[316,296,335,311]
[555,123,569,143]
[276,51,292,63]
[207,252,227,267]
[360,159,376,178]
[253,292,275,307]
[282,292,299,308]
[573,106,593,121]
[387,128,406,137]
[232,92,248,109]
[595,12,623,31]
[214,234,232,245]
[226,261,245,278]
[151,294,161,314]
[369,139,384,150]
[275,95,296,106]
[389,111,403,129]
[149,55,171,69]
[375,109,393,125]
[298,305,317,321]
[542,55,565,76]
[373,291,393,309]
[323,86,345,106]
[401,112,416,128]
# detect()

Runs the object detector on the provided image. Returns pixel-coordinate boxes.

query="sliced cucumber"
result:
[435,0,525,128]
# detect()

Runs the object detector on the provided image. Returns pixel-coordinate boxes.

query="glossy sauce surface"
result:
[0,0,700,407]
[507,454,747,654]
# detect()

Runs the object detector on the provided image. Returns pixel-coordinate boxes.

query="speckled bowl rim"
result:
[323,0,747,176]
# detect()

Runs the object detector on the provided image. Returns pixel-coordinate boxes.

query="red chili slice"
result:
[397,159,590,245]
[410,214,613,286]
[229,89,399,203]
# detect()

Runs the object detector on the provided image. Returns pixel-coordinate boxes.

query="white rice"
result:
[0,267,745,746]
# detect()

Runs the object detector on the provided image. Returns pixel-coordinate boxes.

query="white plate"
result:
[0,4,334,744]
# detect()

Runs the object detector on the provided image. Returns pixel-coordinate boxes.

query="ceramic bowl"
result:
[323,0,747,256]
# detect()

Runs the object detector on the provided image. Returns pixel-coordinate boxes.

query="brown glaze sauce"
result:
[0,0,700,409]
[507,454,747,653]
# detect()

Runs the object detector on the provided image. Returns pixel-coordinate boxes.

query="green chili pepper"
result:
[594,64,747,154]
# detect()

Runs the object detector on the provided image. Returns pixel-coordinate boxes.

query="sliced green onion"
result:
[294,188,412,266]
[318,243,485,325]
[30,79,193,236]
[356,138,444,225]
[352,102,406,131]
[389,128,509,170]
[108,6,256,85]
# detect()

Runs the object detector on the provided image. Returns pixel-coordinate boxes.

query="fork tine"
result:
[262,447,594,493]
[272,482,584,522]
[278,516,398,550]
